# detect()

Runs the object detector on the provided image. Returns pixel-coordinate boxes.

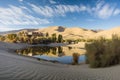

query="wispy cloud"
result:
[0,5,50,26]
[29,1,120,19]
[30,4,88,17]
[19,0,23,2]
[49,0,56,4]
[92,1,116,19]
[30,4,54,17]
[113,9,120,15]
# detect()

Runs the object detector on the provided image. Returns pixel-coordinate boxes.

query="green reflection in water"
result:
[16,46,65,57]
[16,46,84,64]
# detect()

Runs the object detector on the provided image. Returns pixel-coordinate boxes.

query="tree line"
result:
[0,31,97,44]
[0,32,63,44]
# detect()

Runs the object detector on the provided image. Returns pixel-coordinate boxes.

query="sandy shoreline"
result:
[0,41,120,80]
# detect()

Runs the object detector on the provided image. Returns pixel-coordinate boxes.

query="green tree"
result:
[7,34,17,40]
[52,33,57,42]
[58,34,63,43]
[6,34,17,42]
[46,32,49,37]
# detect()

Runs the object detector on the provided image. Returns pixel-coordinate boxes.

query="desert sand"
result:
[94,27,120,39]
[36,26,96,40]
[0,41,120,80]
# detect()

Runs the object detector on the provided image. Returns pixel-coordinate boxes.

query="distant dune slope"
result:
[94,27,120,39]
[37,26,96,40]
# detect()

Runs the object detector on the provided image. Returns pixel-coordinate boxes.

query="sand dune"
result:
[37,26,120,39]
[0,41,120,80]
[2,26,120,40]
[94,27,120,39]
[37,26,96,40]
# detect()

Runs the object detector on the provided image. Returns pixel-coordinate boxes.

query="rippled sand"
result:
[0,41,120,80]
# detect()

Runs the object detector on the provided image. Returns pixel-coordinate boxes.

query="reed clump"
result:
[85,35,120,68]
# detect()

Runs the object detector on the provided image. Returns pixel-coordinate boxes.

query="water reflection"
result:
[16,46,85,64]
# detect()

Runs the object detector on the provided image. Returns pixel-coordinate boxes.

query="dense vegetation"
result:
[85,35,120,68]
[0,31,95,44]
[0,32,64,44]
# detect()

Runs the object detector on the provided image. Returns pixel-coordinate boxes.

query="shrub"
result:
[85,35,120,68]
[6,34,17,40]
[72,53,79,65]
[0,35,5,41]
[85,37,106,67]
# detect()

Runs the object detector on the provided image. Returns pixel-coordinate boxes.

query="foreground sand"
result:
[0,42,120,80]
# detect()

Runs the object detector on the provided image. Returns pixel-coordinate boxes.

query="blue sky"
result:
[0,0,120,31]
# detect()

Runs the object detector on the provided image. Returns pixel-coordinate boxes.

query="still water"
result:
[16,46,86,64]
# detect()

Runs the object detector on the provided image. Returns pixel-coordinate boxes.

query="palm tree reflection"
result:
[16,46,65,57]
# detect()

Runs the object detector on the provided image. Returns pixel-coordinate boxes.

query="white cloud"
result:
[29,0,120,19]
[92,1,117,19]
[30,4,54,17]
[29,1,120,19]
[49,0,56,4]
[0,26,15,31]
[0,5,50,26]
[96,4,114,19]
[30,4,88,17]
[30,2,120,19]
[113,9,120,15]
[19,0,23,2]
